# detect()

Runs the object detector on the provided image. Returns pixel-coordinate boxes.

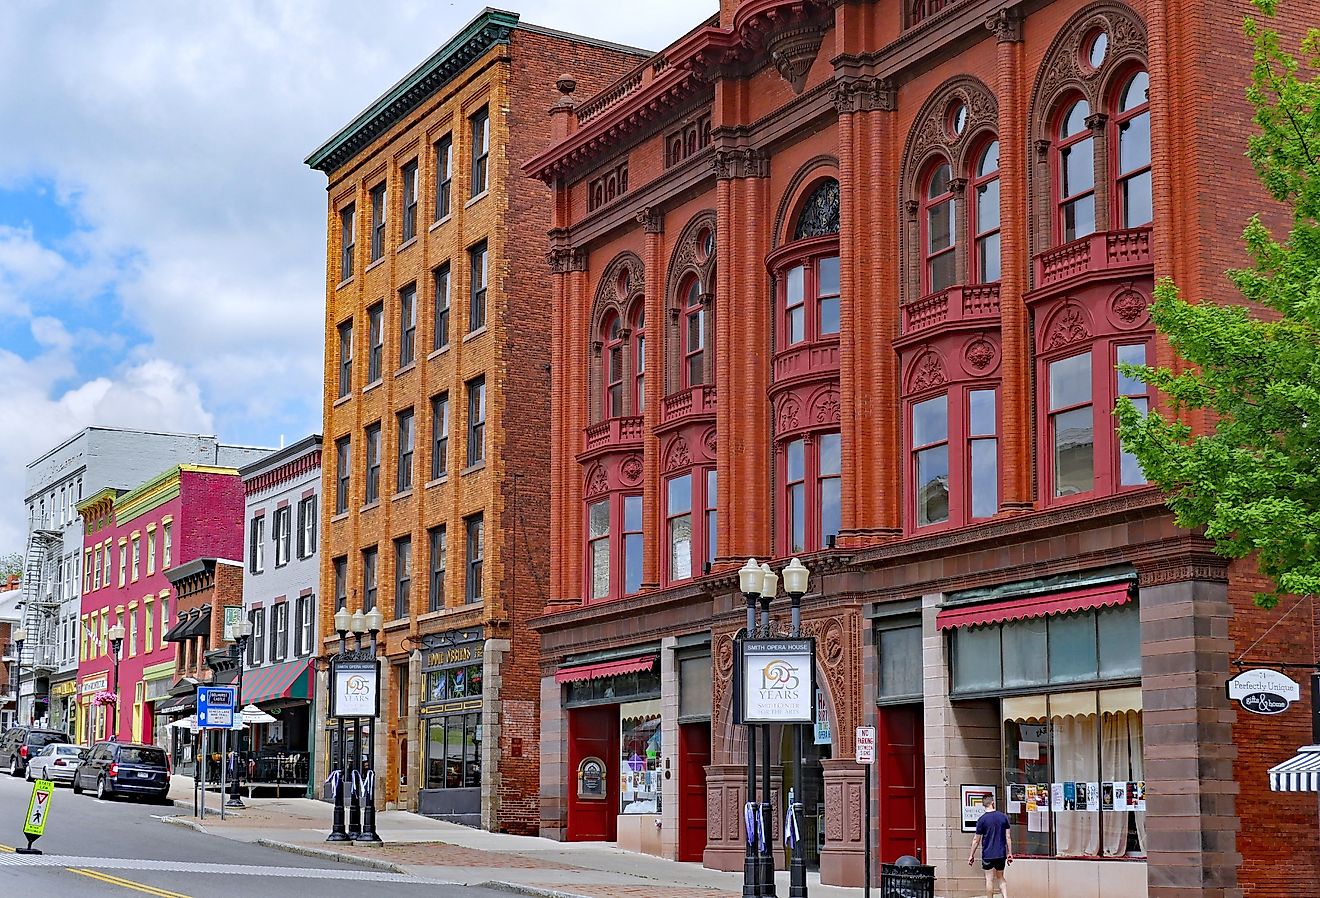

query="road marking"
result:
[0,844,13,853]
[69,868,193,898]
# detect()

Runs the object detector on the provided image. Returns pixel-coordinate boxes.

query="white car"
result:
[26,743,88,785]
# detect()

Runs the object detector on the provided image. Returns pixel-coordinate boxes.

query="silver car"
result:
[26,744,88,785]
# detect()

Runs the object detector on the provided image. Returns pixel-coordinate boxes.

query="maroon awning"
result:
[936,582,1132,630]
[555,656,655,685]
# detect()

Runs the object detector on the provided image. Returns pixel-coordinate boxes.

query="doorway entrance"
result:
[781,724,832,869]
[567,705,619,841]
[877,704,925,863]
[678,721,710,861]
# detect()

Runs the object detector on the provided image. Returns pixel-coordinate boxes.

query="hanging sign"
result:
[331,659,380,718]
[1227,668,1300,715]
[736,638,816,724]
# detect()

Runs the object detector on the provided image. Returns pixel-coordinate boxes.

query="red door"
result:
[678,722,711,861]
[878,705,926,863]
[567,706,619,842]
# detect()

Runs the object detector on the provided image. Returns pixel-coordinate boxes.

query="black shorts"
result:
[982,857,1007,871]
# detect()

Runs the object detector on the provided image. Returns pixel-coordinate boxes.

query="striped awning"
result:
[241,658,311,706]
[937,582,1133,630]
[555,655,655,685]
[1269,745,1320,792]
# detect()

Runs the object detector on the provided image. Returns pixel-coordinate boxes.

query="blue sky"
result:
[0,0,711,550]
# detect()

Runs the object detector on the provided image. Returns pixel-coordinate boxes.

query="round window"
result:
[1085,29,1109,69]
[948,100,968,138]
[696,227,714,263]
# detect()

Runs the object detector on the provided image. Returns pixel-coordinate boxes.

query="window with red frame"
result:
[704,469,718,567]
[632,306,646,413]
[1048,351,1095,497]
[682,280,705,387]
[586,493,643,601]
[665,468,718,583]
[911,395,949,526]
[1112,70,1152,229]
[922,161,957,294]
[908,386,999,529]
[1115,344,1149,486]
[1055,99,1096,244]
[971,141,1001,283]
[603,315,624,418]
[780,432,842,554]
[780,256,841,349]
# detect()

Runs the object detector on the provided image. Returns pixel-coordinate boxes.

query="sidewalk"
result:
[165,775,868,898]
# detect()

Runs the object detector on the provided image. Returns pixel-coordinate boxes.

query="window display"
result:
[620,699,661,814]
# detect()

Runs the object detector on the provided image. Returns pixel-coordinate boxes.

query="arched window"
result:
[921,161,957,294]
[1055,98,1096,244]
[1112,70,1151,229]
[682,279,705,387]
[631,304,646,413]
[602,314,624,418]
[971,140,1001,283]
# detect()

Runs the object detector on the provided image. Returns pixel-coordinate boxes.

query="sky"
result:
[0,0,713,552]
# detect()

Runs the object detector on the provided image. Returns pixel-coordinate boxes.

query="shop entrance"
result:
[567,705,619,841]
[678,721,710,861]
[781,724,832,869]
[878,704,926,863]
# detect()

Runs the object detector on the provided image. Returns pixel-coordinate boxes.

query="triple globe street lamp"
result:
[327,605,383,844]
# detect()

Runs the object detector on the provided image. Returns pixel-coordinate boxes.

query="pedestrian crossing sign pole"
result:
[18,778,54,854]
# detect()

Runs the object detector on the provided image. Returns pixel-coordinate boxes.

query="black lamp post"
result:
[107,624,126,741]
[327,607,351,842]
[738,558,763,898]
[357,607,384,845]
[346,609,366,839]
[757,563,778,898]
[781,558,811,898]
[13,628,26,728]
[227,618,253,809]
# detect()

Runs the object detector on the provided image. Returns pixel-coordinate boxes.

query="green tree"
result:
[0,552,22,581]
[1116,0,1320,608]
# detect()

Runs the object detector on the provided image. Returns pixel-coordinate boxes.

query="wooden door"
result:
[678,722,711,861]
[567,706,619,841]
[878,705,926,863]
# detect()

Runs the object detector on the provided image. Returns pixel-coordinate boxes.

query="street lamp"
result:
[758,564,778,897]
[227,618,254,809]
[327,607,352,842]
[13,628,26,727]
[345,610,367,839]
[781,558,810,898]
[358,606,383,844]
[737,558,763,898]
[107,624,125,741]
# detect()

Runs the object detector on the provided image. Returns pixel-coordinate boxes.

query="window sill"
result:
[463,326,487,343]
[385,616,410,631]
[430,215,451,233]
[461,462,486,477]
[465,191,488,209]
[334,394,352,408]
[397,236,418,254]
[366,256,386,273]
[337,274,355,291]
[425,475,448,489]
[363,380,383,395]
[427,345,450,361]
[395,362,417,378]
[360,501,380,513]
[331,511,350,524]
[393,490,414,502]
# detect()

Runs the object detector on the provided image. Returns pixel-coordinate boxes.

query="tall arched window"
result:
[1113,69,1151,229]
[602,314,624,418]
[971,140,1001,283]
[1055,98,1096,244]
[682,279,705,387]
[922,161,957,294]
[631,305,646,414]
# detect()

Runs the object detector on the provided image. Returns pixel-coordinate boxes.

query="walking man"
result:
[968,794,1012,897]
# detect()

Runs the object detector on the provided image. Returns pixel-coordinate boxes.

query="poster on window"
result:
[1007,783,1026,814]
[960,785,996,832]
[813,689,831,745]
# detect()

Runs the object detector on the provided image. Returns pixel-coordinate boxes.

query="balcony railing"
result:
[1035,227,1152,291]
[901,283,1002,337]
[773,339,840,386]
[583,416,645,453]
[661,385,717,427]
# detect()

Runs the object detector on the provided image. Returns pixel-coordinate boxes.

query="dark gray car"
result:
[0,727,73,777]
[72,741,171,803]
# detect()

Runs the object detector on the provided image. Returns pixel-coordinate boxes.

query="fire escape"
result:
[19,514,62,718]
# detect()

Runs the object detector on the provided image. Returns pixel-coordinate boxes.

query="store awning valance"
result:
[1270,745,1320,792]
[156,692,197,715]
[936,581,1133,630]
[242,659,311,705]
[555,655,655,685]
[164,607,211,642]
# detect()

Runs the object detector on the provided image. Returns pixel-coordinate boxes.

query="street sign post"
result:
[856,727,876,898]
[197,685,236,729]
[18,778,54,854]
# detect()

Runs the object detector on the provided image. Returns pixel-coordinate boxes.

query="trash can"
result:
[879,855,936,898]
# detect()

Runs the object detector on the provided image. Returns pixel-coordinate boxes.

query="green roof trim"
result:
[305,8,520,174]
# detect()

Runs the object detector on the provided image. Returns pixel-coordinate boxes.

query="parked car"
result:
[72,741,171,803]
[0,727,73,777]
[25,743,88,785]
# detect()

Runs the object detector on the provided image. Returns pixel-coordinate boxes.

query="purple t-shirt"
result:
[975,810,1011,859]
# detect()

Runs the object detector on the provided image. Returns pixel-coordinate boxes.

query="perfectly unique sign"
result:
[331,659,380,719]
[737,638,816,724]
[197,685,235,729]
[23,779,54,837]
[1227,668,1300,715]
[855,726,876,764]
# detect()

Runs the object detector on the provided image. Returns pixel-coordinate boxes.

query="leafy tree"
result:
[1116,0,1320,608]
[0,552,21,582]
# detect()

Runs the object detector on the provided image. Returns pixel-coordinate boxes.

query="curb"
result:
[254,838,409,874]
[475,883,593,898]
[161,815,207,833]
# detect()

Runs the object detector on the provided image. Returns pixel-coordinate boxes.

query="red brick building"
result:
[527,0,1319,895]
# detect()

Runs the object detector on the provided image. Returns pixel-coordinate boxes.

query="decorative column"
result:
[988,9,1033,511]
[547,241,588,611]
[640,207,665,590]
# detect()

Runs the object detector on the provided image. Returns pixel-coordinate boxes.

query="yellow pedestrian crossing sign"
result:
[23,779,54,837]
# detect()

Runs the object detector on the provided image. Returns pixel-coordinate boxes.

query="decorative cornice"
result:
[984,7,1023,43]
[547,247,588,273]
[833,75,896,114]
[636,207,664,233]
[306,9,520,174]
[713,146,770,180]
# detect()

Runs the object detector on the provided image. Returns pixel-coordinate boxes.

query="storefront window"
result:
[419,631,485,792]
[877,624,922,701]
[1002,689,1145,859]
[425,712,481,790]
[620,699,661,814]
[564,664,662,707]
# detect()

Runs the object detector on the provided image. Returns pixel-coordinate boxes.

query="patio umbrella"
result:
[240,705,276,725]
[168,715,246,732]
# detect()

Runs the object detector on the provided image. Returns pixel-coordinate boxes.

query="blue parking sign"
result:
[197,685,235,729]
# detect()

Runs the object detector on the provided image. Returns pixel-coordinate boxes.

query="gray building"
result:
[20,427,270,732]
[238,435,321,795]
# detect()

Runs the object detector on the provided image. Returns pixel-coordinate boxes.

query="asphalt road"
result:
[0,770,510,898]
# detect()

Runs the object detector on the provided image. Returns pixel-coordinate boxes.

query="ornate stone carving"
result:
[1111,287,1148,326]
[636,207,664,234]
[709,791,722,840]
[825,782,844,841]
[833,75,896,114]
[1045,304,1090,350]
[1032,3,1149,123]
[702,427,718,458]
[584,464,608,497]
[911,351,947,392]
[777,395,801,432]
[793,179,840,240]
[619,454,643,485]
[546,247,586,273]
[813,388,841,425]
[664,436,692,473]
[985,7,1023,42]
[713,147,769,180]
[767,21,828,94]
[848,782,863,841]
[591,251,645,336]
[965,337,996,372]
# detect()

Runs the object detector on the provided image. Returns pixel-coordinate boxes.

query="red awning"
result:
[936,582,1133,630]
[555,656,655,685]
